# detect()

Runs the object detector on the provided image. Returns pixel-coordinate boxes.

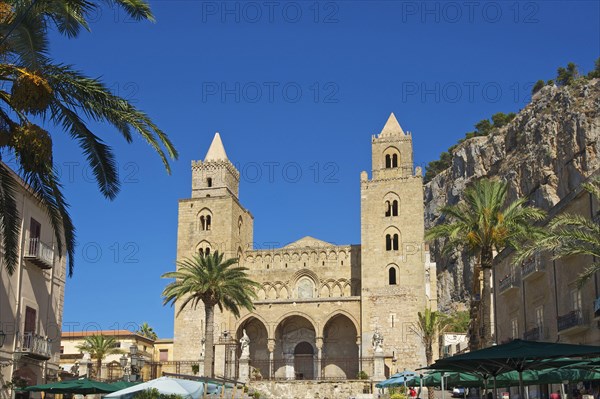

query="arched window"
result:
[199,248,204,256]
[388,267,397,285]
[207,177,213,187]
[392,153,398,168]
[393,234,399,251]
[205,247,210,256]
[206,215,211,230]
[200,216,206,230]
[297,278,315,299]
[385,154,392,169]
[386,234,392,251]
[238,216,243,235]
[385,201,391,217]
[392,200,398,216]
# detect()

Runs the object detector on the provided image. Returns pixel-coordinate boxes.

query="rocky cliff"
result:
[424,78,600,311]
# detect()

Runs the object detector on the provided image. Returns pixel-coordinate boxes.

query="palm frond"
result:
[0,164,21,274]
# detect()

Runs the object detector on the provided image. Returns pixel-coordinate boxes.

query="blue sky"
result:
[48,1,599,339]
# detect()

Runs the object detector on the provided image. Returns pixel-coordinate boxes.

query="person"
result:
[410,387,417,398]
[550,391,561,399]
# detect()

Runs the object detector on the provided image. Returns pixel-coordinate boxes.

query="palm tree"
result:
[161,251,260,377]
[414,307,445,399]
[425,179,544,349]
[0,0,177,276]
[137,322,158,340]
[76,335,123,380]
[517,178,600,288]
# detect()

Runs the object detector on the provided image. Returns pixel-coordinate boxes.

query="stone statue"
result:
[372,327,383,352]
[240,329,250,358]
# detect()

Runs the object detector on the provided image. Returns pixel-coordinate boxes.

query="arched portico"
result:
[274,315,317,379]
[236,316,269,379]
[322,314,359,379]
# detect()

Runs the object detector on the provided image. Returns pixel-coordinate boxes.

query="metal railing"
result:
[523,326,541,341]
[558,309,587,332]
[18,332,52,359]
[498,273,520,293]
[522,253,545,279]
[24,238,54,268]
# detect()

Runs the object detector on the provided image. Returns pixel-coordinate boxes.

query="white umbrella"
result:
[104,377,219,399]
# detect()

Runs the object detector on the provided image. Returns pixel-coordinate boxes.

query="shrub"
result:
[191,364,199,375]
[356,370,369,379]
[532,80,545,95]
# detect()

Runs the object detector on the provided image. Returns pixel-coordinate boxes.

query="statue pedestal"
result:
[239,356,250,383]
[373,350,385,381]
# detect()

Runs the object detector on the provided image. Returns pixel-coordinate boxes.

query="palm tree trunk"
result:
[426,346,434,399]
[204,303,215,377]
[96,358,102,380]
[481,248,494,348]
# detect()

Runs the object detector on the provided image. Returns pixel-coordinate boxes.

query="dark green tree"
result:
[556,62,579,86]
[162,251,259,377]
[426,179,545,349]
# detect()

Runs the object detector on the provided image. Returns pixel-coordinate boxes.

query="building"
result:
[440,333,468,358]
[0,164,66,399]
[60,330,155,381]
[494,173,600,346]
[172,114,437,380]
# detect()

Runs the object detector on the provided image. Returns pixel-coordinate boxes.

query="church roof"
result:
[284,236,334,248]
[379,112,405,137]
[204,132,229,161]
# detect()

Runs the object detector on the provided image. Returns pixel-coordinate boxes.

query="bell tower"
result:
[173,132,254,373]
[360,113,428,371]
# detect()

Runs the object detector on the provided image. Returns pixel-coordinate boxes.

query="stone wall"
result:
[249,380,373,399]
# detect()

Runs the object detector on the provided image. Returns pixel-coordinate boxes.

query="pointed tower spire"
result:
[204,132,229,161]
[379,113,405,137]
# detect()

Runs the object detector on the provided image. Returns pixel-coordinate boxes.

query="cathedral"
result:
[172,113,436,381]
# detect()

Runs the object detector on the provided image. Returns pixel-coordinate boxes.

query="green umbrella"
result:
[25,378,118,394]
[109,380,140,390]
[431,339,600,399]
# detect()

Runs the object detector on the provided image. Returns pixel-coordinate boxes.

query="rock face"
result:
[425,79,600,311]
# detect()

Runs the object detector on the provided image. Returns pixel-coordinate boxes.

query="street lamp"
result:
[120,345,146,382]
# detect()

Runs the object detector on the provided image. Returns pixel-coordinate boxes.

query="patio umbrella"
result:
[103,376,219,399]
[431,340,600,399]
[25,378,118,394]
[375,370,416,388]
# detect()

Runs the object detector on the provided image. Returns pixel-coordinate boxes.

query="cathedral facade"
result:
[172,114,436,380]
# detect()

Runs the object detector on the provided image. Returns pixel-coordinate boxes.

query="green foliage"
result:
[137,322,158,340]
[442,310,470,333]
[356,370,369,380]
[252,391,261,399]
[134,388,184,399]
[0,0,178,276]
[161,251,260,377]
[516,178,600,288]
[547,79,555,86]
[556,62,579,86]
[491,112,516,128]
[191,364,199,375]
[391,393,407,399]
[76,335,124,361]
[588,58,600,79]
[532,80,545,95]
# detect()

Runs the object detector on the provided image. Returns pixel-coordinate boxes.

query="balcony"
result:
[558,310,589,335]
[17,332,52,360]
[498,273,520,294]
[24,238,54,269]
[522,253,545,281]
[523,326,547,341]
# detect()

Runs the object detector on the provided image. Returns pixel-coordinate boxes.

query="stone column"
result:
[238,355,250,383]
[267,339,275,379]
[315,337,323,380]
[373,349,386,381]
